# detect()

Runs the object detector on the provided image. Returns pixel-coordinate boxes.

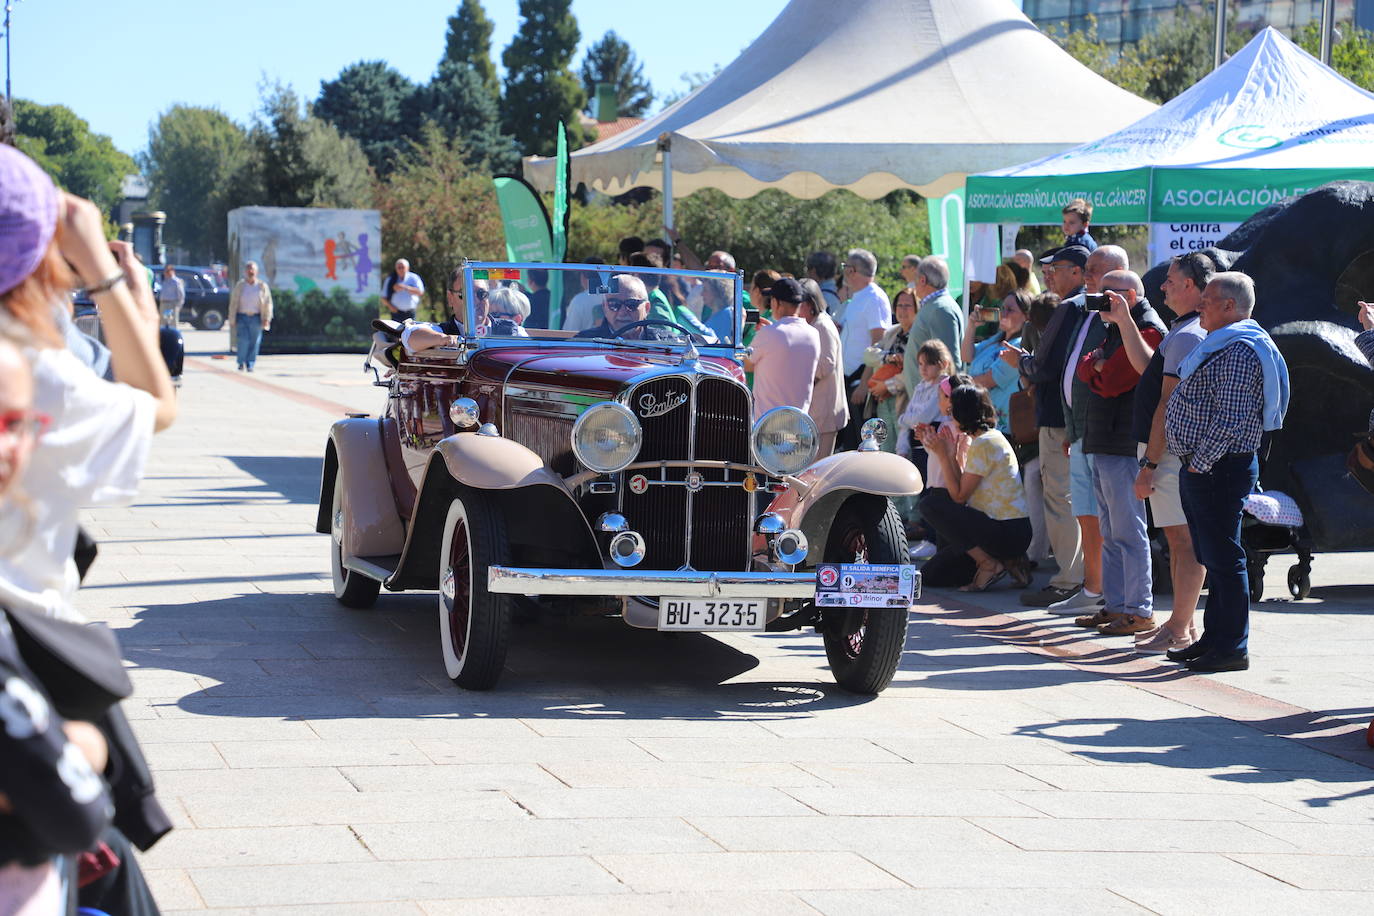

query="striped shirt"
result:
[1165,341,1264,473]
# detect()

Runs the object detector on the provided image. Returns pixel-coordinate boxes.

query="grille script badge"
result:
[637,390,688,418]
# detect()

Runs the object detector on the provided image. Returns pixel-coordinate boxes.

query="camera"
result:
[1084,293,1110,311]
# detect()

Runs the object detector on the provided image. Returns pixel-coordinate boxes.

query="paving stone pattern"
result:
[73,333,1374,913]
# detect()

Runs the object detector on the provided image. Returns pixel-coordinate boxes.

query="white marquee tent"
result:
[966,28,1374,268]
[523,0,1156,214]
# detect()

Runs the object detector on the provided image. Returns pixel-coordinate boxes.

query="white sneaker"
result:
[1047,590,1106,616]
[909,540,937,559]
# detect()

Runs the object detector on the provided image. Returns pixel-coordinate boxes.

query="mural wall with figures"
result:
[227,206,381,301]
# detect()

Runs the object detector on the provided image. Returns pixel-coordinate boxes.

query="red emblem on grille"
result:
[629,474,648,494]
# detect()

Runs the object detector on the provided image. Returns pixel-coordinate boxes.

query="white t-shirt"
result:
[390,272,425,312]
[839,282,892,376]
[564,291,604,332]
[0,349,156,621]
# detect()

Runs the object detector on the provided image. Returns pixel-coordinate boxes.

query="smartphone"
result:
[1084,293,1110,311]
[744,308,760,327]
[977,306,1001,322]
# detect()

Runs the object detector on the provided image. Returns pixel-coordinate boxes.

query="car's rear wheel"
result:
[820,495,910,695]
[198,308,225,331]
[330,469,381,608]
[439,494,512,690]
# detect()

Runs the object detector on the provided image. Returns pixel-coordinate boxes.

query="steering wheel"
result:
[611,318,704,344]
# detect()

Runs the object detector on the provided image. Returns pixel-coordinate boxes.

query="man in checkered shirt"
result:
[1164,272,1289,673]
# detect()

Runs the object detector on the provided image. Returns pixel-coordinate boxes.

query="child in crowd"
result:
[1062,198,1098,251]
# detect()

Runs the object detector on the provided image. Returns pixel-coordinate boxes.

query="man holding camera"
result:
[1079,270,1166,637]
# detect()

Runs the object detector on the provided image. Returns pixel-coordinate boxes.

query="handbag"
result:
[1008,384,1038,446]
[3,605,132,720]
[866,359,903,396]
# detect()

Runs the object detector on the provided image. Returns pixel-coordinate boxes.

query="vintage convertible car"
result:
[317,263,923,693]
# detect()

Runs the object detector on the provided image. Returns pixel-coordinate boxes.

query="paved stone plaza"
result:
[73,330,1374,914]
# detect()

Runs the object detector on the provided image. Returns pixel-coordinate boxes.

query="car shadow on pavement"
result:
[118,590,879,724]
[222,455,325,505]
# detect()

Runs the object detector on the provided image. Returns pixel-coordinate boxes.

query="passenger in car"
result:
[400,273,530,352]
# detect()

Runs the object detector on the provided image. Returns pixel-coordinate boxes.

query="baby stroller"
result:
[1241,489,1314,601]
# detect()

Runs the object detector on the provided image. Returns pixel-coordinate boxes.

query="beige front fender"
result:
[764,450,924,564]
[323,418,407,558]
[435,433,572,493]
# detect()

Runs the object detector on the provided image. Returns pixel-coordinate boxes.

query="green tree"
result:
[1297,22,1374,91]
[142,105,249,260]
[443,0,499,102]
[373,124,505,313]
[501,0,589,156]
[580,31,654,119]
[12,99,136,214]
[314,61,418,175]
[409,61,519,173]
[246,81,372,210]
[1047,8,1256,104]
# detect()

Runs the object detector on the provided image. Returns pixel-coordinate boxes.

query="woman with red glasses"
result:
[0,144,177,623]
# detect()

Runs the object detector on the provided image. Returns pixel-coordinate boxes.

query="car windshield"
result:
[457,262,746,349]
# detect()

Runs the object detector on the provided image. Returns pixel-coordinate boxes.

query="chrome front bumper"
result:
[487,566,816,598]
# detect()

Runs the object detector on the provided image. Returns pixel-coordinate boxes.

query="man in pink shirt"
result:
[746,278,821,415]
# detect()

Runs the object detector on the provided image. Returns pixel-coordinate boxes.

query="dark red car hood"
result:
[469,345,744,394]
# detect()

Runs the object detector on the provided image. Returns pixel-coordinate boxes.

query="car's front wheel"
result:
[439,494,512,690]
[330,469,381,608]
[820,494,910,695]
[198,308,225,331]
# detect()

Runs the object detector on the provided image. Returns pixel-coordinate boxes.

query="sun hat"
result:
[0,144,61,297]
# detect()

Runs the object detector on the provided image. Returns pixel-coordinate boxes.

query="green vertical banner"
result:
[550,121,571,328]
[492,174,555,327]
[927,187,965,294]
[493,175,554,263]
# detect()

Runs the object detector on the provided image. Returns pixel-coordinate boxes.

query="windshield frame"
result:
[461,260,746,352]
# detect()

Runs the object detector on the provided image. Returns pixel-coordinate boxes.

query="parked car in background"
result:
[318,262,925,694]
[152,265,230,330]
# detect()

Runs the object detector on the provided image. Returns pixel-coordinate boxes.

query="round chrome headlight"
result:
[572,402,642,473]
[751,406,819,478]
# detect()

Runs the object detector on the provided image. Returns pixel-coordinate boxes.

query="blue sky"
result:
[8,0,789,157]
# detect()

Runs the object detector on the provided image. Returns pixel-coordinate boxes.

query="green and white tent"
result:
[965,27,1374,269]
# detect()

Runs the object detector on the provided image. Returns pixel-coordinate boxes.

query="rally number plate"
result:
[659,599,766,631]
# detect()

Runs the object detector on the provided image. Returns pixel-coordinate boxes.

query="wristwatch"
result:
[1138,457,1158,470]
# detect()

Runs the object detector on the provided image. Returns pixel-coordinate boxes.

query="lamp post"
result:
[3,0,19,103]
[1213,0,1227,71]
[1320,0,1336,65]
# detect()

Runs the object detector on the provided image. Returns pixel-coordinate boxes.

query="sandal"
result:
[960,561,1007,592]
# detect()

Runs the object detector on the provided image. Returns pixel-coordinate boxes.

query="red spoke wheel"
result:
[330,469,381,608]
[439,494,512,690]
[819,495,910,695]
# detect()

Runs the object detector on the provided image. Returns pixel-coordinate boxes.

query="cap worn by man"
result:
[1047,245,1091,269]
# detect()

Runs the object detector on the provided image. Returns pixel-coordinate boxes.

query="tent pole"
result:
[659,136,674,234]
[1320,0,1335,64]
[1213,0,1227,70]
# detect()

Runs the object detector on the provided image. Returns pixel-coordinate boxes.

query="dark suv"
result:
[154,266,230,330]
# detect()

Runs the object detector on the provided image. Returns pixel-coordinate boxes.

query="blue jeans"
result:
[236,313,262,369]
[1092,453,1152,618]
[1179,452,1259,654]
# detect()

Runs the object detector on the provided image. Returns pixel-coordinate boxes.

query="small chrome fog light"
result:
[597,512,629,533]
[609,531,646,568]
[859,417,888,451]
[449,397,479,429]
[755,512,785,536]
[774,528,809,565]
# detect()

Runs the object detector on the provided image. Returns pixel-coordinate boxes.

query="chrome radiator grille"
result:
[621,374,753,571]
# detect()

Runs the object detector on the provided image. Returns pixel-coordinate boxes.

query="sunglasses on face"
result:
[0,409,50,437]
[606,297,645,312]
[490,312,519,320]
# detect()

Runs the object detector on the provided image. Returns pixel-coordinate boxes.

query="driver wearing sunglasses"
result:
[576,274,674,341]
